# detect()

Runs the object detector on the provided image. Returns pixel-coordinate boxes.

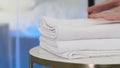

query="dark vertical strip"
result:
[88,0,95,7]
[0,24,9,68]
[88,0,95,15]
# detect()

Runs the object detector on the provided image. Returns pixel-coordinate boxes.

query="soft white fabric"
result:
[40,36,120,52]
[40,17,120,40]
[40,37,120,59]
[39,17,120,59]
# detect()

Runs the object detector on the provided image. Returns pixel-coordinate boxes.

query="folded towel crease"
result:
[40,17,120,40]
[39,17,120,59]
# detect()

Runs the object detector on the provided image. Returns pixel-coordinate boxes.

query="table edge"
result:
[29,46,120,66]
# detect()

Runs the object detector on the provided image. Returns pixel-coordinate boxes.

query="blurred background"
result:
[0,0,106,68]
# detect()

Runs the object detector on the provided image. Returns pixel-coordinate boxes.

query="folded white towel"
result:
[40,37,120,59]
[40,17,120,40]
[39,17,120,59]
[40,36,120,52]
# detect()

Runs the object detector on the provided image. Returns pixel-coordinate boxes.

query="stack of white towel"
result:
[39,17,120,59]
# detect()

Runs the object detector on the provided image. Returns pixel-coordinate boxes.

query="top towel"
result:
[39,17,120,41]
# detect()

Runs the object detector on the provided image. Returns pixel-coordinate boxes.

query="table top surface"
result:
[29,46,120,65]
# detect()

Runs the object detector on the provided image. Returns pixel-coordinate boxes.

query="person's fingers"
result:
[88,0,118,13]
[105,15,120,21]
[89,6,120,21]
[89,12,105,19]
[89,13,118,21]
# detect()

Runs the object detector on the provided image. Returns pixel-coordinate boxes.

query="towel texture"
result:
[40,17,120,40]
[40,37,120,59]
[39,17,120,59]
[40,36,120,51]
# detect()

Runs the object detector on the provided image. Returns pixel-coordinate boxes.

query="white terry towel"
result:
[40,37,120,59]
[40,17,120,40]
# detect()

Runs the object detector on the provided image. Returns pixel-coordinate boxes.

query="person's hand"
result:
[88,0,120,20]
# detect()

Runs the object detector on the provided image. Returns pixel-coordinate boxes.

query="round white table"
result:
[29,46,120,68]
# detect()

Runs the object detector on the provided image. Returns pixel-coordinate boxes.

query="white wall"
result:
[37,0,88,19]
[95,0,106,4]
